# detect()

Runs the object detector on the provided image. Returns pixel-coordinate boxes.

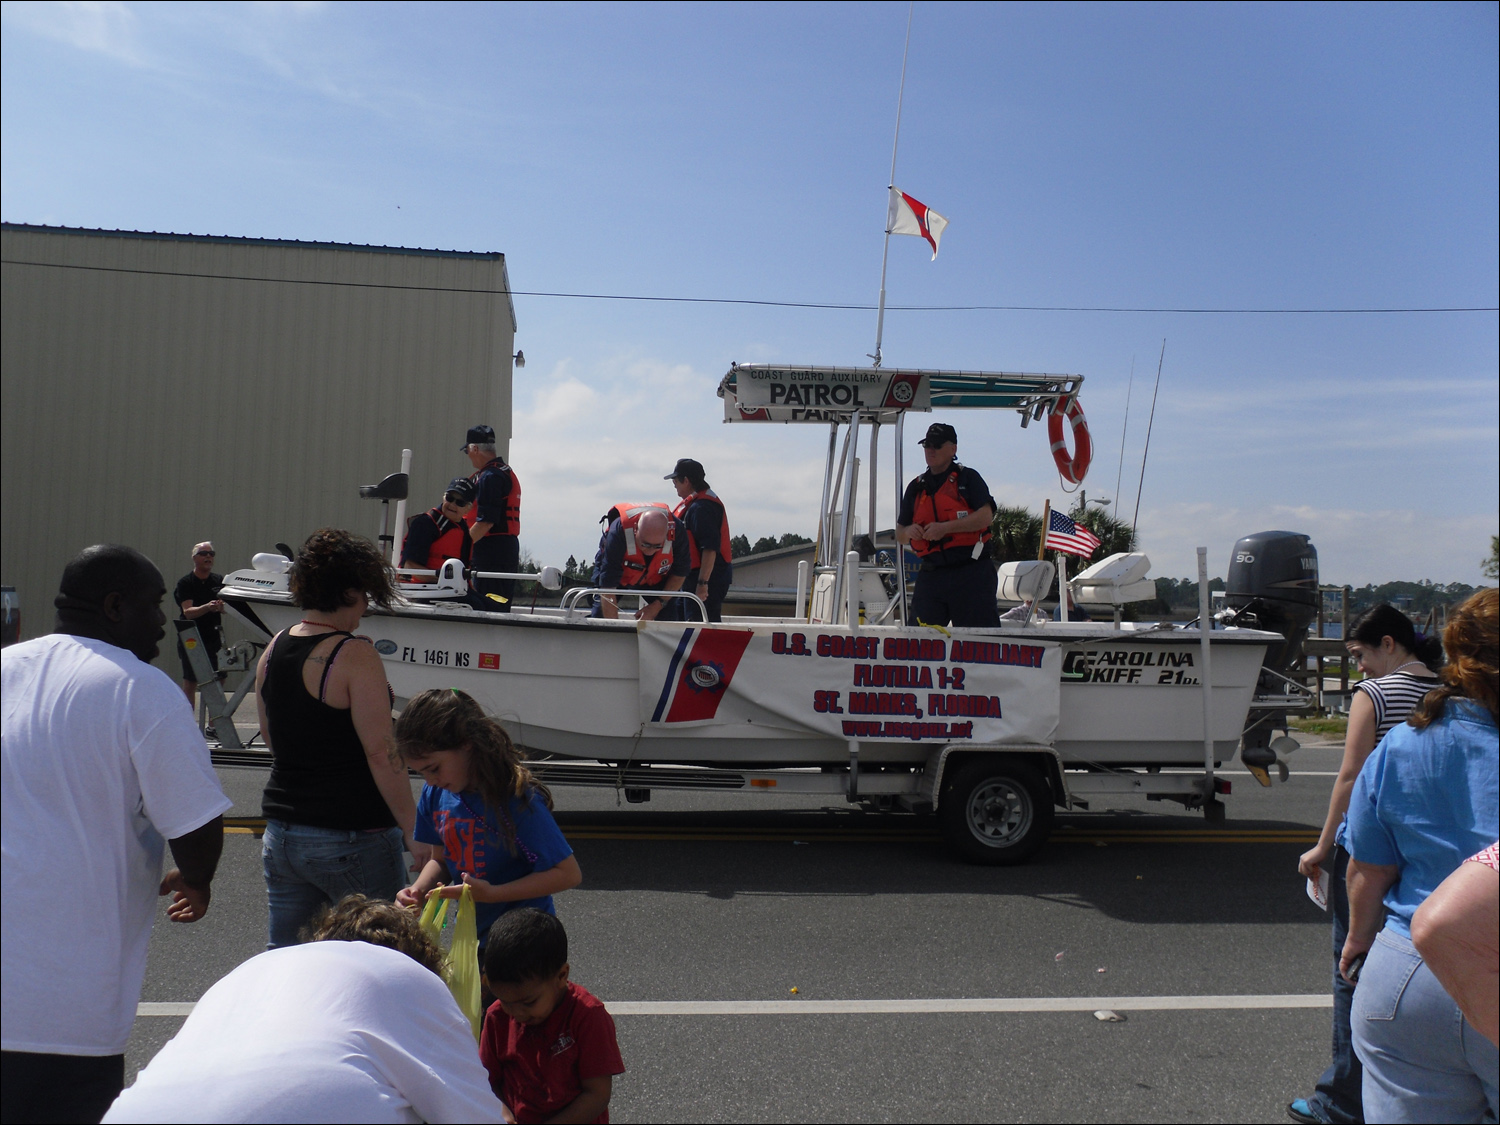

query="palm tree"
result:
[990,504,1044,562]
[1068,500,1138,568]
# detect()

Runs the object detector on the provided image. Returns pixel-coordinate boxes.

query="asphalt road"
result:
[129,739,1346,1123]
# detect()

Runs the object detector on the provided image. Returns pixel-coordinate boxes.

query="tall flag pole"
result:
[871,1,915,370]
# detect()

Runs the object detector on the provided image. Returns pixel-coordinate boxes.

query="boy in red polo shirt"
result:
[479,909,625,1124]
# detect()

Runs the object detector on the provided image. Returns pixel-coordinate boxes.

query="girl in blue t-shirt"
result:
[394,688,580,947]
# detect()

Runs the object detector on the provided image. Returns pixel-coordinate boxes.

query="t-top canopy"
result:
[719,363,1083,424]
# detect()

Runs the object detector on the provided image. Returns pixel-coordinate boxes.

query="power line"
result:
[3,258,1495,314]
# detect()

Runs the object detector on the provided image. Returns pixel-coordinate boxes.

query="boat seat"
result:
[1071,552,1156,606]
[996,560,1055,604]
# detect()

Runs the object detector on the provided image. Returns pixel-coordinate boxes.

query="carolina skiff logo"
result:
[373,639,398,655]
[689,663,722,689]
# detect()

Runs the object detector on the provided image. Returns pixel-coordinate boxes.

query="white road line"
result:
[138,1003,196,1016]
[138,994,1331,1018]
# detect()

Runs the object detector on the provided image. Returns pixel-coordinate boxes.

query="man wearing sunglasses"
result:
[175,541,226,707]
[400,477,476,586]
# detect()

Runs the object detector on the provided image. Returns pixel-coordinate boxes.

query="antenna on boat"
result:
[869,0,915,370]
[1131,339,1166,531]
[1114,355,1135,513]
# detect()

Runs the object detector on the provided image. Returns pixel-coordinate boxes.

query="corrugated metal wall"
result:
[1,224,515,670]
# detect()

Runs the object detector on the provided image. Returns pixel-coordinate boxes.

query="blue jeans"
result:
[1352,928,1499,1124]
[1307,846,1364,1123]
[262,820,406,950]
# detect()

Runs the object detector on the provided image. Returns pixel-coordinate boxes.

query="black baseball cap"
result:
[461,424,495,450]
[444,477,477,503]
[918,422,958,448]
[665,457,707,482]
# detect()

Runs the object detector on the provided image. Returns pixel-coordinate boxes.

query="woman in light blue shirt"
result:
[1343,589,1498,1123]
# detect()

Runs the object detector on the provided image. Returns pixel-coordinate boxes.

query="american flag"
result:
[1044,509,1102,559]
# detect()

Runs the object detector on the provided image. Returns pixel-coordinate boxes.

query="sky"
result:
[3,1,1496,584]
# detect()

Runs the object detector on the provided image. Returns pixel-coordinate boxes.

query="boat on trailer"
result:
[220,364,1310,864]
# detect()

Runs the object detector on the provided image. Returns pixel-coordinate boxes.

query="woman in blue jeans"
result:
[255,529,422,948]
[1342,589,1498,1123]
[1291,606,1443,1124]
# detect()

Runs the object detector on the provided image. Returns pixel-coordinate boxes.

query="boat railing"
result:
[558,587,709,621]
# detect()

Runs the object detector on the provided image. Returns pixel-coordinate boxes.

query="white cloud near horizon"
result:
[509,354,1496,587]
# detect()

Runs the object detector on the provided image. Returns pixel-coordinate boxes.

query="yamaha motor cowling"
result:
[1225,531,1318,771]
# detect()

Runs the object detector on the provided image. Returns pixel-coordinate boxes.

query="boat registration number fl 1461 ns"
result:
[1062,648,1200,685]
[372,638,501,671]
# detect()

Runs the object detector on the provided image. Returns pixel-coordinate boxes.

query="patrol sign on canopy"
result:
[719,363,1083,425]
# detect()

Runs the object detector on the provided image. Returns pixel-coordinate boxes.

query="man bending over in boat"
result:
[590,503,689,622]
[895,422,1001,629]
[399,477,475,585]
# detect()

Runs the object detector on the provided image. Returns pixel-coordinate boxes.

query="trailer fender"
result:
[921,745,1066,812]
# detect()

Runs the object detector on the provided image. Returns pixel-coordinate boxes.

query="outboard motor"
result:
[1224,531,1319,775]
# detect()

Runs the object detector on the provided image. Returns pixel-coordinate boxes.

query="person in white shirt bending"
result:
[2,544,232,1124]
[104,896,510,1125]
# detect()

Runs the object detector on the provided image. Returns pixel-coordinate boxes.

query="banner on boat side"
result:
[730,366,932,417]
[638,624,1060,744]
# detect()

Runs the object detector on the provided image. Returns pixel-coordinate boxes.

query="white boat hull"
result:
[225,589,1271,770]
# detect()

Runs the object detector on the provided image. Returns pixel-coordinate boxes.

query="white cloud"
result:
[509,353,1496,588]
[4,1,144,64]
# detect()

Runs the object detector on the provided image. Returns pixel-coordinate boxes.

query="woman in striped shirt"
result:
[1289,604,1443,1125]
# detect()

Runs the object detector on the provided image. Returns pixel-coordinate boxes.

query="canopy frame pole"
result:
[871,2,914,370]
[867,419,880,551]
[825,420,856,568]
[822,420,846,567]
[894,411,908,622]
[830,412,863,619]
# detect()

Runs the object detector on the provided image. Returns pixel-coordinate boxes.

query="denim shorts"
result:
[262,820,406,950]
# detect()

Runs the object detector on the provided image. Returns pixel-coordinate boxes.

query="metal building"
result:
[1,223,517,664]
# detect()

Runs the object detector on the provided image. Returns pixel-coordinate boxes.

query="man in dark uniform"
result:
[666,457,734,623]
[895,423,1000,628]
[461,424,521,613]
[175,541,225,706]
[399,477,475,580]
[590,504,689,621]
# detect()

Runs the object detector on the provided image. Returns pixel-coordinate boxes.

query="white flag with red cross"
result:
[887,187,949,260]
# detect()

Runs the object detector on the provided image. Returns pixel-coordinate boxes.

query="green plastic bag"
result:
[420,884,484,1039]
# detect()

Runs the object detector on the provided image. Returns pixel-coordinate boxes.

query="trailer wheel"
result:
[939,759,1054,865]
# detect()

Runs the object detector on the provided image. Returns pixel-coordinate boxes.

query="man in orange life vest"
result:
[399,477,475,580]
[589,503,689,621]
[462,424,521,613]
[895,422,1001,628]
[666,457,734,623]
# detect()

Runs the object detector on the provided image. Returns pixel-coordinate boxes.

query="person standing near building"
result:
[462,425,521,613]
[895,423,1000,628]
[2,545,230,1124]
[174,541,225,706]
[667,458,734,623]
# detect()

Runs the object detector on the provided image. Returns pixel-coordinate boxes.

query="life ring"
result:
[1048,396,1092,485]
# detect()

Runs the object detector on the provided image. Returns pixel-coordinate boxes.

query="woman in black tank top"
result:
[254,529,420,949]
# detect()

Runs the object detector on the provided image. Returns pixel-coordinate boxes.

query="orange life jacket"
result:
[908,467,992,558]
[604,502,677,588]
[465,459,521,538]
[419,509,469,572]
[672,489,733,570]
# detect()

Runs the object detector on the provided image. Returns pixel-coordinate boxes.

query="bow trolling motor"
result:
[1224,531,1320,784]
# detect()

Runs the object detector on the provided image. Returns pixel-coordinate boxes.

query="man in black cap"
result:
[895,422,1000,628]
[461,425,521,612]
[666,457,734,623]
[400,477,476,581]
